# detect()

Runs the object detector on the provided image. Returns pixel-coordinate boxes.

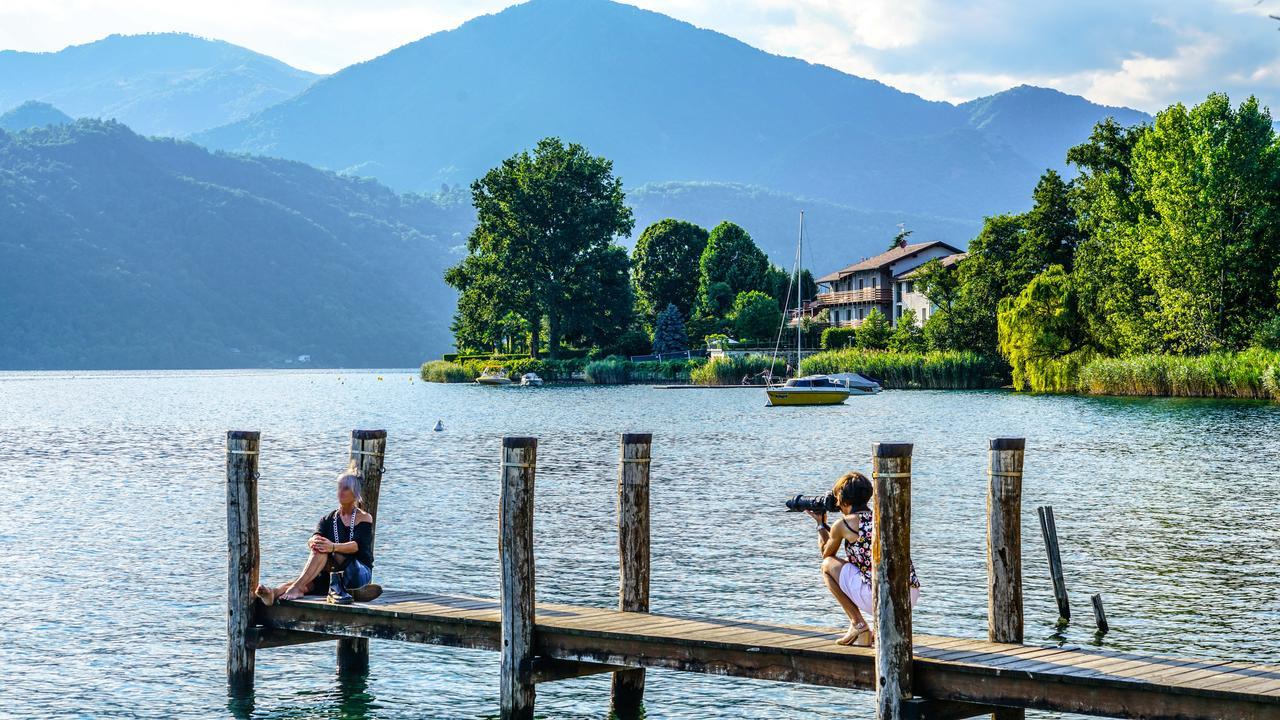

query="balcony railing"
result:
[814,289,892,306]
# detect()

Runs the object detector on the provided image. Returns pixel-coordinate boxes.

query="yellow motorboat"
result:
[765,375,852,406]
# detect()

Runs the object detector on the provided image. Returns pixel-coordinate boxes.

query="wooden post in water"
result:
[1037,506,1070,624]
[987,438,1025,720]
[1091,593,1109,634]
[872,441,914,720]
[500,436,538,720]
[611,433,652,720]
[337,429,387,674]
[226,430,261,692]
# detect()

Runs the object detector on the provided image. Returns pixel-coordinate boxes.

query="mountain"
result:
[194,0,1040,220]
[628,182,980,274]
[0,120,472,370]
[0,101,73,131]
[961,85,1150,174]
[0,33,319,137]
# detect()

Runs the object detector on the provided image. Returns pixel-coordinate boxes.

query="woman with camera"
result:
[254,463,383,606]
[808,471,920,646]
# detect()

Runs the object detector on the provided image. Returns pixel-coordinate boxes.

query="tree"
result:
[731,290,782,342]
[445,137,634,358]
[888,225,913,251]
[1019,170,1081,275]
[564,244,635,351]
[767,266,817,312]
[652,303,689,354]
[631,219,709,323]
[855,308,891,350]
[698,222,769,314]
[997,265,1092,392]
[888,309,926,353]
[912,259,960,313]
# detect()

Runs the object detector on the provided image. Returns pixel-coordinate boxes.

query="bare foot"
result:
[277,586,305,602]
[254,584,276,606]
[836,621,865,646]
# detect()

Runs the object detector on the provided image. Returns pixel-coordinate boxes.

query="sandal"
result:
[837,621,871,646]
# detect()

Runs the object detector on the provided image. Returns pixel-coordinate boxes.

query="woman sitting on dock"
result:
[254,463,382,606]
[809,471,920,646]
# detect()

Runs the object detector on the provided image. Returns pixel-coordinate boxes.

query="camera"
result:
[785,493,838,513]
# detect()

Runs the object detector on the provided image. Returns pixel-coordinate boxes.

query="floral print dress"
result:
[843,510,920,588]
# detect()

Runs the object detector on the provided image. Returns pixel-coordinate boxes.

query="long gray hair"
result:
[337,462,364,507]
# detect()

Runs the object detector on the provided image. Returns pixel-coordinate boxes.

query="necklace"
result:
[334,506,357,544]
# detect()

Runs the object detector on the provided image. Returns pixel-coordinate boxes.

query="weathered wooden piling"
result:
[226,430,261,692]
[611,433,652,719]
[1037,506,1070,623]
[872,441,914,720]
[1091,594,1109,634]
[337,429,387,674]
[987,438,1025,720]
[500,436,538,720]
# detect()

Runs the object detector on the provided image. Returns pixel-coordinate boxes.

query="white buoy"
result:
[434,420,444,432]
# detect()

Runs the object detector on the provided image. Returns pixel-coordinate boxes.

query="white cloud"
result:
[3,0,1280,112]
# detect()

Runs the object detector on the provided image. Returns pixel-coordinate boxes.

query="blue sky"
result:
[3,0,1280,112]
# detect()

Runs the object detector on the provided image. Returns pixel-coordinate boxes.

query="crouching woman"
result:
[809,471,920,646]
[255,464,383,605]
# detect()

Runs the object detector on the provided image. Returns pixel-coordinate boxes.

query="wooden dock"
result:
[226,430,1280,720]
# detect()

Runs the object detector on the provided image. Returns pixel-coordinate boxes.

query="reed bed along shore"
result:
[799,349,1007,390]
[420,357,699,384]
[1076,350,1280,399]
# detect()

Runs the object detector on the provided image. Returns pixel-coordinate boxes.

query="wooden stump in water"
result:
[611,433,652,720]
[500,436,538,720]
[1037,505,1070,624]
[987,437,1025,720]
[337,429,387,674]
[872,441,914,720]
[226,430,261,692]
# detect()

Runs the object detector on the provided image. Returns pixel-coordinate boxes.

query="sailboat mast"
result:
[796,211,804,370]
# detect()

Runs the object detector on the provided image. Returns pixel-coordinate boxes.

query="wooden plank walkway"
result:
[257,590,1280,720]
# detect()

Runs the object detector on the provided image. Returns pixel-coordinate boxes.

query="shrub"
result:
[799,349,1006,389]
[1264,363,1280,399]
[690,353,785,385]
[888,309,926,353]
[731,290,782,343]
[420,360,472,383]
[821,326,857,350]
[855,308,891,350]
[1253,314,1280,351]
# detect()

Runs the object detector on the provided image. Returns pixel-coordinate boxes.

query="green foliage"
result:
[767,266,817,312]
[697,222,769,314]
[912,258,959,313]
[584,358,631,384]
[854,308,891,350]
[599,328,652,359]
[821,326,858,350]
[1076,350,1280,399]
[997,266,1093,393]
[652,304,689,354]
[888,309,926,353]
[686,314,727,346]
[420,360,472,383]
[730,290,782,342]
[690,353,785,385]
[445,137,635,358]
[799,349,1006,389]
[631,219,708,321]
[1253,315,1280,351]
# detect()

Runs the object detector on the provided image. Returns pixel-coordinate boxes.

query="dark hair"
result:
[832,471,872,512]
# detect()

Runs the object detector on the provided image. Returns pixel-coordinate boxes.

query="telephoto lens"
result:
[785,493,839,513]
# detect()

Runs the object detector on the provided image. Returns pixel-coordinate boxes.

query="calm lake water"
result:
[3,370,1279,719]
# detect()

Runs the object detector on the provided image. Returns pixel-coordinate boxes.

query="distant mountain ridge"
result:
[0,33,319,137]
[0,120,471,369]
[0,101,73,131]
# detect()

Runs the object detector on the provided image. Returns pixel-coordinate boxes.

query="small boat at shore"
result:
[476,368,513,386]
[766,375,852,406]
[826,372,882,395]
[520,372,544,387]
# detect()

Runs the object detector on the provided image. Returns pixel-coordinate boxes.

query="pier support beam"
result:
[872,441,915,720]
[226,430,261,693]
[986,438,1025,720]
[500,436,538,720]
[1037,506,1070,624]
[337,429,387,675]
[611,433,652,720]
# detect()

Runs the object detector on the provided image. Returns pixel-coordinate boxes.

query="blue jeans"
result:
[343,558,373,588]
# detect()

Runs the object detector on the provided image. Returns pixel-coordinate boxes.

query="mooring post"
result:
[872,441,914,720]
[1037,505,1070,624]
[987,438,1025,720]
[226,430,261,693]
[500,436,538,720]
[611,432,652,719]
[1091,593,1109,634]
[337,429,387,674]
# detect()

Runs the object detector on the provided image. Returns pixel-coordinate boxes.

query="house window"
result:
[857,278,864,290]
[872,277,878,289]
[906,281,914,294]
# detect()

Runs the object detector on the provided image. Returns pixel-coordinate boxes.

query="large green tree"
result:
[731,290,782,342]
[697,222,769,314]
[445,137,634,357]
[631,219,708,323]
[997,265,1092,392]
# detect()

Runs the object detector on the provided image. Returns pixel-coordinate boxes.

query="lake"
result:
[4,370,1279,719]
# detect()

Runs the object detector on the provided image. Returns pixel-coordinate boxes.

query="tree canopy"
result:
[631,219,709,323]
[652,303,690,354]
[731,290,782,342]
[698,221,770,314]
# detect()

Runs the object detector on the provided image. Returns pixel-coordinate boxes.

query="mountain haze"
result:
[0,120,471,369]
[0,101,73,131]
[0,33,319,137]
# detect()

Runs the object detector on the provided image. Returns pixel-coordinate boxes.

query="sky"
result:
[3,0,1280,112]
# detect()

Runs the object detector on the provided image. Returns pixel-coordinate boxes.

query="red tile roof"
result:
[816,240,964,283]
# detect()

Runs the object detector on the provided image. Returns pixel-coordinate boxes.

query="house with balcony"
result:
[812,240,964,327]
[893,251,966,326]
